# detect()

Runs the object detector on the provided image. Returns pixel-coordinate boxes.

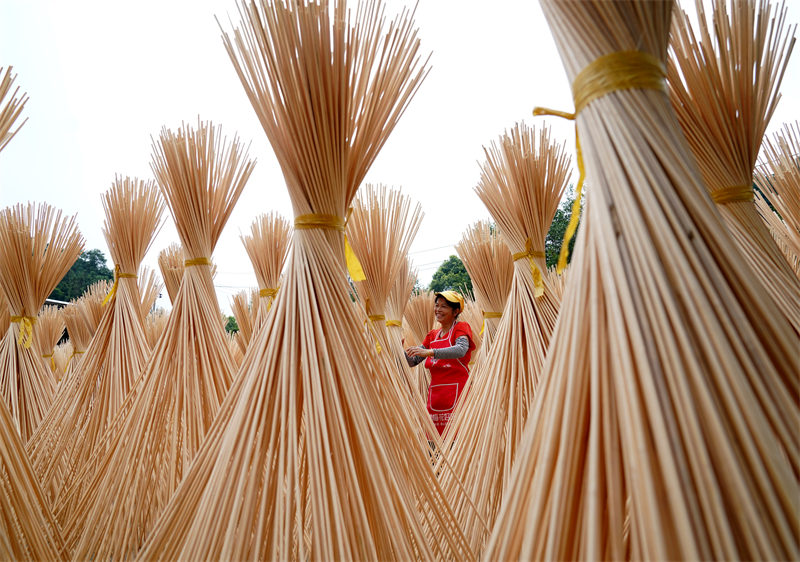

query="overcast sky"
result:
[1,0,797,314]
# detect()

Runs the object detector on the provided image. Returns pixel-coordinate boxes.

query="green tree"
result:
[429,255,473,296]
[225,316,239,333]
[49,249,114,302]
[545,186,583,269]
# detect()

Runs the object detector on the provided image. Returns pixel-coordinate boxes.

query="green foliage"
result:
[429,255,473,297]
[545,186,583,269]
[225,316,239,333]
[49,249,114,302]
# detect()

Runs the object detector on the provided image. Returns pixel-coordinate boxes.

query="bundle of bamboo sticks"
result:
[58,121,251,559]
[157,243,184,304]
[240,212,291,335]
[0,66,28,153]
[26,177,165,513]
[33,305,64,383]
[0,203,83,442]
[403,288,436,398]
[138,266,162,320]
[230,289,257,357]
[138,1,472,559]
[455,220,513,360]
[437,121,571,554]
[668,0,800,335]
[755,121,800,275]
[486,1,799,559]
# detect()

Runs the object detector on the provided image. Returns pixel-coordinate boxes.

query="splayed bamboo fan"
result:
[52,341,71,380]
[543,265,567,301]
[485,1,799,559]
[27,177,165,512]
[668,0,800,335]
[139,2,472,560]
[0,399,64,561]
[437,121,571,554]
[59,304,90,384]
[241,212,291,332]
[755,121,800,275]
[0,66,28,153]
[143,309,169,349]
[403,288,436,397]
[34,305,64,382]
[455,220,513,358]
[157,243,184,304]
[230,289,257,356]
[0,203,83,442]
[138,266,162,321]
[58,122,251,558]
[756,192,800,275]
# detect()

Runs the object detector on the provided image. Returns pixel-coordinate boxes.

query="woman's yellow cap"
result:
[434,290,464,311]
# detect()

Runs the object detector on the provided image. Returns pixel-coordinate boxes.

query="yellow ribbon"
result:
[66,349,85,368]
[533,50,667,273]
[102,264,138,306]
[10,315,35,349]
[711,185,754,205]
[184,257,212,267]
[385,319,402,328]
[295,212,366,281]
[367,314,386,323]
[480,311,503,335]
[42,353,55,371]
[512,238,546,298]
[259,287,279,298]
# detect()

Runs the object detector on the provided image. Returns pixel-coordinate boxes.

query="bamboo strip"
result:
[139,2,471,559]
[486,2,800,559]
[138,266,162,321]
[668,0,800,335]
[403,289,436,398]
[0,203,83,442]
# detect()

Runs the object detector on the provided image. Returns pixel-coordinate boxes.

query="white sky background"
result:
[1,0,798,315]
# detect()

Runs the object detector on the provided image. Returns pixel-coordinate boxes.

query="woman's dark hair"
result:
[435,295,461,313]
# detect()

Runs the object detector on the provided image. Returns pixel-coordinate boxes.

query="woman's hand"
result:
[405,346,432,358]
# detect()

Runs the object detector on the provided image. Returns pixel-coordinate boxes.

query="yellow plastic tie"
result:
[480,311,503,335]
[711,185,754,205]
[10,315,35,349]
[385,319,402,328]
[512,238,546,297]
[533,50,666,273]
[102,264,138,306]
[294,213,366,281]
[367,314,386,323]
[42,353,55,371]
[259,287,279,298]
[184,257,212,267]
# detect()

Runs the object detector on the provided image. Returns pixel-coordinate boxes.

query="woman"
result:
[405,290,475,435]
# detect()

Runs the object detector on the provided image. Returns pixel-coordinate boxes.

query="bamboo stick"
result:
[139,2,472,559]
[485,2,800,559]
[668,0,800,336]
[138,266,162,321]
[143,308,169,349]
[0,203,83,442]
[157,243,184,304]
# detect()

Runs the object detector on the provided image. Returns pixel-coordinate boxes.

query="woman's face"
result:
[434,296,458,325]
